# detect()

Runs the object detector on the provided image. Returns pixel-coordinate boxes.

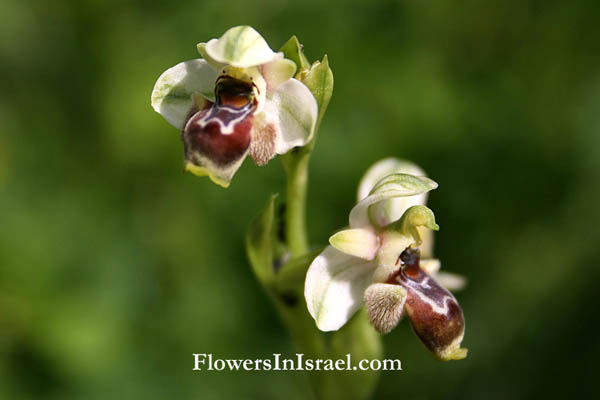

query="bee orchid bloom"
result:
[304,159,467,361]
[151,26,318,187]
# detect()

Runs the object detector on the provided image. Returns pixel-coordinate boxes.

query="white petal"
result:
[329,228,379,260]
[349,173,438,229]
[201,26,280,68]
[151,59,218,130]
[357,158,430,227]
[262,79,318,154]
[304,246,376,332]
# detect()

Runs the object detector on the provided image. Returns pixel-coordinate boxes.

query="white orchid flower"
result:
[151,26,318,187]
[304,158,467,361]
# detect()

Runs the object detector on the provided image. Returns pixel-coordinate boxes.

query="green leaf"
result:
[303,55,334,129]
[279,35,311,72]
[246,194,317,293]
[246,198,383,400]
[324,310,383,400]
[246,194,279,285]
[274,249,322,293]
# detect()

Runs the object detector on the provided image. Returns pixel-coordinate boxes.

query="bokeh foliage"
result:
[1,0,599,399]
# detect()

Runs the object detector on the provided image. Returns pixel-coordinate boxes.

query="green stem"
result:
[283,148,311,257]
[279,150,381,400]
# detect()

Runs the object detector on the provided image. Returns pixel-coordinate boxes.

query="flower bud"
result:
[388,247,467,361]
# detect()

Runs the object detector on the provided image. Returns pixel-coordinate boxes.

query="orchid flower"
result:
[151,26,318,187]
[304,158,467,361]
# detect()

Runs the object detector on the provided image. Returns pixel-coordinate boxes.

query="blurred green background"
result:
[2,0,599,398]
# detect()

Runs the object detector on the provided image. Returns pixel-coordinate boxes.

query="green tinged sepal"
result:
[198,25,279,69]
[350,173,438,229]
[369,173,438,197]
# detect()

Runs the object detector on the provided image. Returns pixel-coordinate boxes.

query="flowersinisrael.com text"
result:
[193,353,402,372]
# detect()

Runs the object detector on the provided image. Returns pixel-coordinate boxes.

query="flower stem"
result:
[283,148,311,257]
[279,150,381,400]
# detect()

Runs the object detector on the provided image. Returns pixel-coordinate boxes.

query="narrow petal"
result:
[261,79,318,155]
[261,58,297,90]
[364,283,407,334]
[434,271,467,292]
[248,115,277,166]
[357,158,430,227]
[151,59,218,130]
[349,173,438,229]
[200,26,280,69]
[305,246,376,332]
[329,228,379,260]
[420,258,441,275]
[419,259,467,291]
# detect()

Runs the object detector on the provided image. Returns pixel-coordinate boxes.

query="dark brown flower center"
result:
[182,77,258,167]
[216,77,254,108]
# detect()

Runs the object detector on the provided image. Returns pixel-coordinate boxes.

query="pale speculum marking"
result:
[196,77,258,135]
